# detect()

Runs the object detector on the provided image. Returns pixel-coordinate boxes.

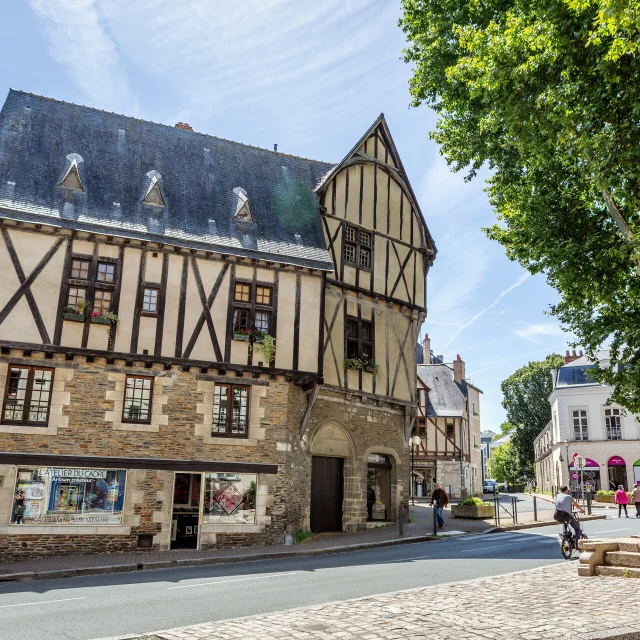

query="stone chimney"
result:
[422,334,431,364]
[175,122,193,131]
[564,349,584,364]
[453,354,465,384]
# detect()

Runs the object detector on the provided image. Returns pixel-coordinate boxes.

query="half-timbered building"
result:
[0,90,435,559]
[414,336,482,499]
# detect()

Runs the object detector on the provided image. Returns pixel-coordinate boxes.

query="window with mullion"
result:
[122,376,153,423]
[212,384,249,437]
[343,225,372,269]
[231,282,273,336]
[572,409,589,441]
[605,408,622,440]
[2,365,54,425]
[345,315,374,363]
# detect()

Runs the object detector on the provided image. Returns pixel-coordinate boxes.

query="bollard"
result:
[433,501,437,536]
[533,495,538,522]
[587,492,592,516]
[494,496,499,526]
[512,496,518,524]
[398,504,404,537]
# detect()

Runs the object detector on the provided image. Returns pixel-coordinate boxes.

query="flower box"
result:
[451,504,495,519]
[233,332,265,343]
[63,312,85,322]
[91,316,112,325]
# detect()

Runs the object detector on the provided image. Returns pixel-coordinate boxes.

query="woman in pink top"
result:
[615,485,629,518]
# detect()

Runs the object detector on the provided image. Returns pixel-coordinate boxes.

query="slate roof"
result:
[554,350,609,388]
[417,364,467,418]
[0,90,335,270]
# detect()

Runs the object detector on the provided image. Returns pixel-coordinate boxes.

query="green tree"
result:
[399,0,640,412]
[492,421,516,441]
[489,442,520,484]
[501,355,564,468]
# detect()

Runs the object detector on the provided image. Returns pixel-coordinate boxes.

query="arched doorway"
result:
[633,459,640,488]
[569,457,601,493]
[367,453,392,521]
[309,421,354,533]
[607,456,628,490]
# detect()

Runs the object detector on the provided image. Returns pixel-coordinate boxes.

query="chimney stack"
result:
[564,349,584,364]
[175,122,193,131]
[453,354,465,384]
[274,144,278,151]
[422,334,431,364]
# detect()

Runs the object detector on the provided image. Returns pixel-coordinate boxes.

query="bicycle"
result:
[558,510,588,560]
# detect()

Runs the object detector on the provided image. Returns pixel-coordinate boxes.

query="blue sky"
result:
[0,0,573,429]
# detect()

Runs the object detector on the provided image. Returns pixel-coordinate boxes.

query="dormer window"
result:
[142,171,166,207]
[233,187,254,223]
[59,154,84,191]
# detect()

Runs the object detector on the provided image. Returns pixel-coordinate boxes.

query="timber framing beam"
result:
[299,383,321,438]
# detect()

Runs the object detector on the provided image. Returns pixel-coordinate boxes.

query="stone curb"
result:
[483,513,607,533]
[0,534,439,583]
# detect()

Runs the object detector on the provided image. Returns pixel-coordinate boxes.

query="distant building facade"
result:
[534,350,640,494]
[413,336,483,499]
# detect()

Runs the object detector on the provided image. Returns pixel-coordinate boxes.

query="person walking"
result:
[631,485,640,519]
[430,483,449,529]
[615,485,629,518]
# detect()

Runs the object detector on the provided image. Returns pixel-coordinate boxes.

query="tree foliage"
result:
[501,354,564,468]
[492,421,517,441]
[399,0,640,412]
[490,442,521,483]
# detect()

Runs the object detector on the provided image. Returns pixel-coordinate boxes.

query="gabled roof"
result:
[0,90,334,270]
[315,113,436,257]
[417,363,466,418]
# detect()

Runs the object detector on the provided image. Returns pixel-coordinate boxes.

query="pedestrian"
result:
[631,485,640,519]
[430,482,449,529]
[615,485,629,518]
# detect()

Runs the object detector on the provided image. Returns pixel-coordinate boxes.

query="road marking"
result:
[591,528,632,534]
[381,555,431,564]
[460,539,556,553]
[0,597,86,609]
[167,571,299,590]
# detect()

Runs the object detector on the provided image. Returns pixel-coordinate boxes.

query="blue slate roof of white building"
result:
[0,90,335,270]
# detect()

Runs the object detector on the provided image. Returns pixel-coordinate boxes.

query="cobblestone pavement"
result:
[116,563,640,640]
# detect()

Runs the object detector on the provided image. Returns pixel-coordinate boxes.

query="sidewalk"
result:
[106,562,640,640]
[0,503,603,583]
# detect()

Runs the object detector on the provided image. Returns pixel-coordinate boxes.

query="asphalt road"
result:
[0,517,636,640]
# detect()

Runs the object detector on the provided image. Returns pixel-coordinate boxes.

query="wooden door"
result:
[310,456,344,532]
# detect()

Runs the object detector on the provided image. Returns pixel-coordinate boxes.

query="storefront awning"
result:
[0,452,278,475]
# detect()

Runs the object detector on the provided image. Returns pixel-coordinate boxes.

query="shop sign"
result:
[608,456,626,467]
[37,468,108,480]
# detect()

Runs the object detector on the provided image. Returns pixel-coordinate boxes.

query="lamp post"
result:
[410,435,421,506]
[564,439,570,493]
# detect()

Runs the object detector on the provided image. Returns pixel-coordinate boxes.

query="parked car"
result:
[483,479,498,493]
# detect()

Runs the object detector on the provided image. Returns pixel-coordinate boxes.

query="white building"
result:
[534,350,640,494]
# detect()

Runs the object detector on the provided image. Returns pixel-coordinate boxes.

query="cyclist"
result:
[554,485,585,541]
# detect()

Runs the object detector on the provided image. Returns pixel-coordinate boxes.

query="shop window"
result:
[122,376,153,423]
[231,281,273,337]
[345,316,373,362]
[2,365,54,425]
[605,408,622,440]
[343,225,372,269]
[143,287,159,313]
[572,409,589,441]
[212,384,249,437]
[203,472,257,524]
[11,467,126,525]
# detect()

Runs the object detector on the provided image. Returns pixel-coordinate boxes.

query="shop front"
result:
[607,456,627,490]
[569,458,600,493]
[634,460,640,488]
[412,461,435,499]
[367,454,392,521]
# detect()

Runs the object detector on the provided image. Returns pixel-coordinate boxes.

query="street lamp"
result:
[410,435,421,506]
[564,439,570,494]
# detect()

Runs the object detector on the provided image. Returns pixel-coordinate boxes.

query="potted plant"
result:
[91,311,119,336]
[344,357,381,379]
[62,303,85,322]
[233,328,267,343]
[451,496,495,519]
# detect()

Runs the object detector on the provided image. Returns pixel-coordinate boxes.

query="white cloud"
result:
[514,322,569,344]
[29,0,138,114]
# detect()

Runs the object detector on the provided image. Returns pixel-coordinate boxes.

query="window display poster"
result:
[203,473,257,524]
[11,467,126,525]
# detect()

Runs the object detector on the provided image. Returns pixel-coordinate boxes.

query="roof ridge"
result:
[8,88,335,167]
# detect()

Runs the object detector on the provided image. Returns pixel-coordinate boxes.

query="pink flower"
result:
[91,311,99,317]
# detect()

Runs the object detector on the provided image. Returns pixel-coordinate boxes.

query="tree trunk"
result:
[599,185,640,265]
